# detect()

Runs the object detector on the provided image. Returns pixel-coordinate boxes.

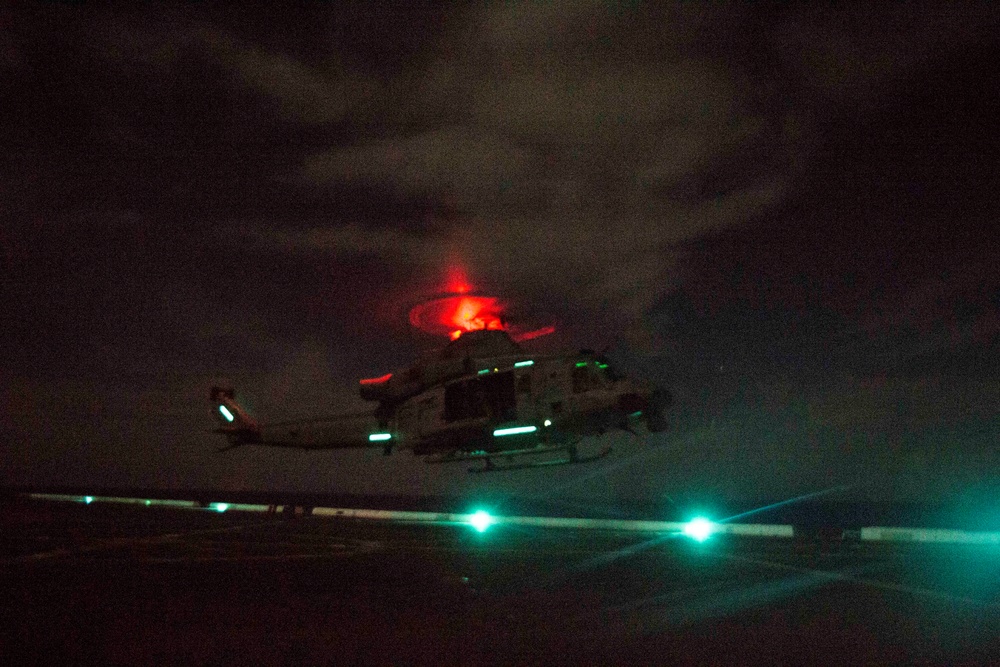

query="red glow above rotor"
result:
[409,295,506,340]
[445,267,473,295]
[408,270,556,342]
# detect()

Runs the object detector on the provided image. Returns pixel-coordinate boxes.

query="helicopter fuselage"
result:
[211,331,668,470]
[386,351,652,456]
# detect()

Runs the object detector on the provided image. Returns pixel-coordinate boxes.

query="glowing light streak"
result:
[359,373,392,385]
[212,503,230,513]
[492,425,537,437]
[219,405,235,422]
[721,485,852,524]
[513,325,556,342]
[514,360,534,367]
[718,552,996,608]
[575,361,588,368]
[368,433,392,442]
[478,369,491,375]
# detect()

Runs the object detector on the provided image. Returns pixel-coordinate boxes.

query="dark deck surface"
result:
[3,499,1000,665]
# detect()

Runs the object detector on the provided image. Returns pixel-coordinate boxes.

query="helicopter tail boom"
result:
[210,387,389,451]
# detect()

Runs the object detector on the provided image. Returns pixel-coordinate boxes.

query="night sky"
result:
[4,4,1000,510]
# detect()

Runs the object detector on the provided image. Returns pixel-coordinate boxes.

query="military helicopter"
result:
[210,286,671,472]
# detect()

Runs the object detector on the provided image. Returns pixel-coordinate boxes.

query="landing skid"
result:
[468,446,612,473]
[425,443,612,473]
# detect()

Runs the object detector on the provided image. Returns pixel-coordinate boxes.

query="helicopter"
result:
[210,290,671,472]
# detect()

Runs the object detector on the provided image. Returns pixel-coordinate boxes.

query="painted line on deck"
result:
[22,493,1000,546]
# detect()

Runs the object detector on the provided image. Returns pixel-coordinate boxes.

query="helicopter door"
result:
[444,371,516,424]
[541,365,568,418]
[515,370,534,422]
[417,390,443,435]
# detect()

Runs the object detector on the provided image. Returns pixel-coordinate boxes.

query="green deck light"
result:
[683,517,716,542]
[493,425,537,437]
[219,405,235,422]
[368,433,392,442]
[469,510,494,532]
[575,361,588,367]
[213,503,229,513]
[84,496,94,505]
[514,360,534,367]
[478,368,491,375]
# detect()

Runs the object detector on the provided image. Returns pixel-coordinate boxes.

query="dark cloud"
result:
[3,4,1000,504]
[281,4,799,331]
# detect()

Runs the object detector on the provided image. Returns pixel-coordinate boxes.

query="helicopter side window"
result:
[444,381,477,421]
[444,371,516,422]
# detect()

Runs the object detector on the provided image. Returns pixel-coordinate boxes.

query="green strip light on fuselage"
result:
[514,360,534,367]
[478,369,491,375]
[575,361,588,367]
[368,433,392,442]
[493,425,537,437]
[219,405,235,422]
